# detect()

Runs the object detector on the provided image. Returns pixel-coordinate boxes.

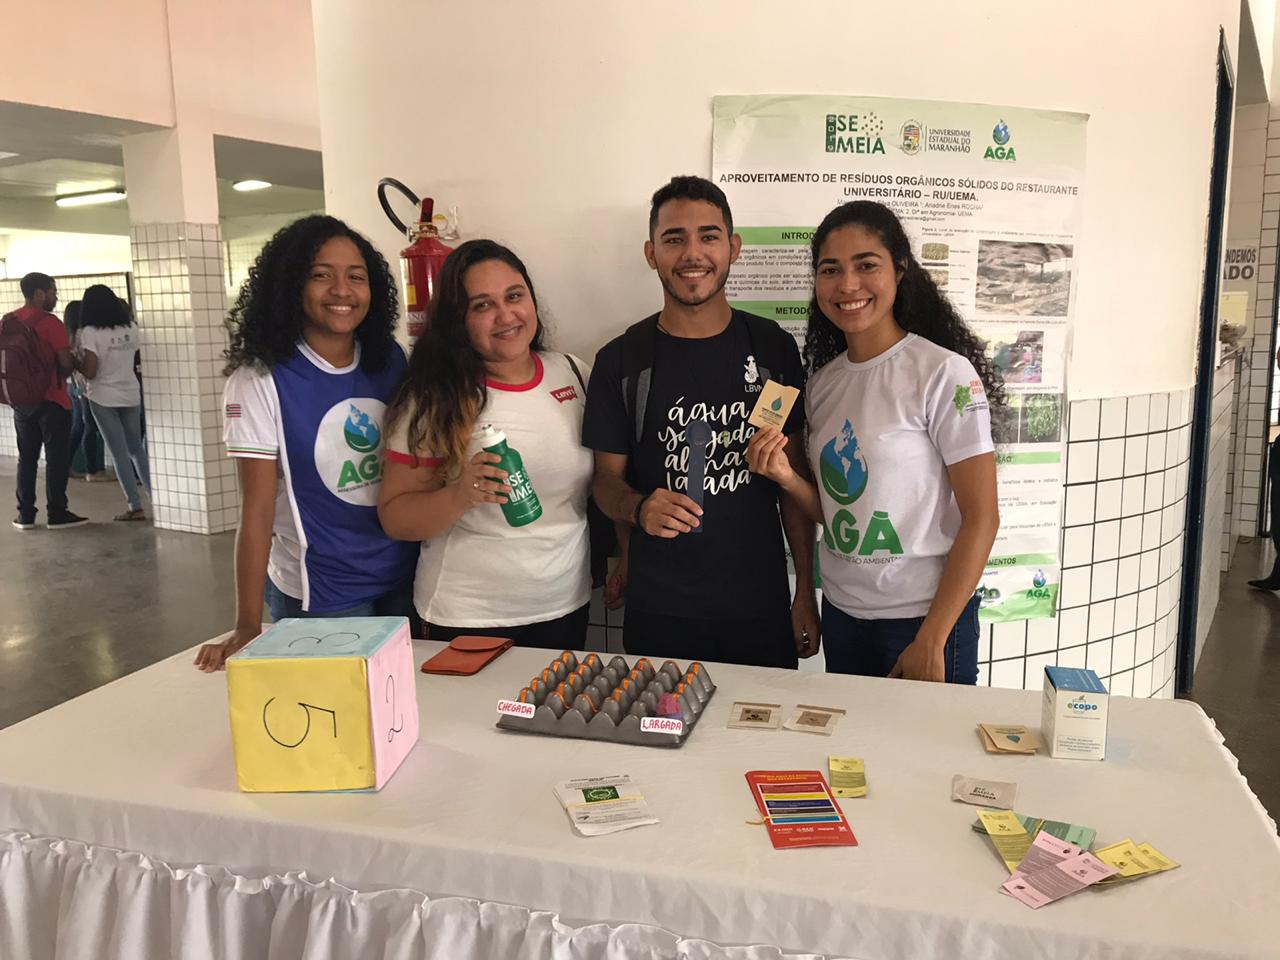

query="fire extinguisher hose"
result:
[377,178,420,236]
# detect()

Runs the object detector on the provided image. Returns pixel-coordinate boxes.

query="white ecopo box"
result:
[1041,666,1109,760]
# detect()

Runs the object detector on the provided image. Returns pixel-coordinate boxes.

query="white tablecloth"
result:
[1,640,1277,960]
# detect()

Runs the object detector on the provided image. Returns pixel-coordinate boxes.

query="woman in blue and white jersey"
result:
[195,216,417,671]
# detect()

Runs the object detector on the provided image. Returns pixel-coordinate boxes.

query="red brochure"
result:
[745,770,858,849]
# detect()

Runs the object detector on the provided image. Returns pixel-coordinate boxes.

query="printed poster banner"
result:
[712,95,1087,622]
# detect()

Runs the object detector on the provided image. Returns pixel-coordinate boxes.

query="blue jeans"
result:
[265,577,421,636]
[89,402,150,511]
[822,594,980,684]
[69,392,104,475]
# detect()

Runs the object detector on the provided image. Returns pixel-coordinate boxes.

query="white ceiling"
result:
[0,100,324,230]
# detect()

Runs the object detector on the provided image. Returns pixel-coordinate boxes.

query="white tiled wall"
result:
[977,389,1192,699]
[0,272,131,458]
[129,222,238,535]
[1231,105,1280,539]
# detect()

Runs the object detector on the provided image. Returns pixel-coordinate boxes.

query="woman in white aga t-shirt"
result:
[379,240,593,648]
[77,284,151,521]
[746,201,1001,684]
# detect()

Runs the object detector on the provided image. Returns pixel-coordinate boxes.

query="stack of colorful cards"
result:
[1000,834,1118,908]
[972,810,1097,850]
[745,770,858,849]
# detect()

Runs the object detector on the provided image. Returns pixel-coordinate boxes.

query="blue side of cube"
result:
[1044,665,1108,694]
[230,616,408,660]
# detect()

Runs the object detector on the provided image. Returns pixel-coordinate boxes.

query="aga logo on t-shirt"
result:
[313,399,387,505]
[817,419,903,561]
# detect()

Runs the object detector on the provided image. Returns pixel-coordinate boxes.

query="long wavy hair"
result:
[80,285,132,329]
[63,300,82,336]
[802,201,1004,406]
[388,240,547,474]
[224,215,398,374]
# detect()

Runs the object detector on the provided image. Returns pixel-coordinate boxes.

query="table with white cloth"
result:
[1,639,1278,960]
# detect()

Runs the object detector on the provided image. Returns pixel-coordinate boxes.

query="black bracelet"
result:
[632,493,649,527]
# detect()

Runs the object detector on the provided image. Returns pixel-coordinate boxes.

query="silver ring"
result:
[472,481,480,489]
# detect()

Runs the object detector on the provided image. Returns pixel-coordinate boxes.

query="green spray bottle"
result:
[475,424,542,526]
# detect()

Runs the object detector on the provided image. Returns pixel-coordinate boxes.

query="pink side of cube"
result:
[365,623,420,789]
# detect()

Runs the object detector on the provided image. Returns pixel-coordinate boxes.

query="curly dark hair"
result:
[224,215,399,374]
[802,201,1005,407]
[388,239,548,474]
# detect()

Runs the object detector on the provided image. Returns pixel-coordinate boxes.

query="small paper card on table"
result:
[745,770,858,849]
[828,756,867,798]
[1094,839,1179,884]
[554,775,659,837]
[972,811,1096,851]
[1010,832,1084,879]
[952,774,1016,807]
[976,808,1033,872]
[1001,852,1118,909]
[728,701,783,730]
[748,379,801,431]
[783,704,846,736]
[978,724,1041,754]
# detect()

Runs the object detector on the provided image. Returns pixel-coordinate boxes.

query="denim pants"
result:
[822,594,980,684]
[265,577,422,636]
[69,391,104,474]
[13,401,72,521]
[89,402,150,511]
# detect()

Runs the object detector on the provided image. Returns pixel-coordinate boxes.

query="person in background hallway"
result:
[77,285,151,521]
[6,273,88,530]
[194,215,419,672]
[1248,345,1280,591]
[62,300,109,483]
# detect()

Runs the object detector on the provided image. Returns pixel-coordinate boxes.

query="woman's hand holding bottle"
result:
[453,450,512,510]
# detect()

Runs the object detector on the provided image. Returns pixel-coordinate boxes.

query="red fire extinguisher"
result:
[377,177,453,344]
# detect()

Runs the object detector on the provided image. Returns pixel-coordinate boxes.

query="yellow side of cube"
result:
[227,656,374,792]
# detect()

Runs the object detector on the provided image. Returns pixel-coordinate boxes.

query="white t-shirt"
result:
[222,341,363,599]
[806,334,994,619]
[77,324,141,407]
[386,351,592,627]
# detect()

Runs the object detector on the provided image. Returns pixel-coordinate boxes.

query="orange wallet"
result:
[420,635,513,675]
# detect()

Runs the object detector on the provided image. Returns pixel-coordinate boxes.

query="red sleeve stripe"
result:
[386,449,444,469]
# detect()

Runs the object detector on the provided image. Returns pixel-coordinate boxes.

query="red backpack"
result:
[0,311,56,407]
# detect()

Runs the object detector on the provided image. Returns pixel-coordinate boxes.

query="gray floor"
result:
[1180,536,1280,819]
[0,458,234,725]
[0,456,1277,819]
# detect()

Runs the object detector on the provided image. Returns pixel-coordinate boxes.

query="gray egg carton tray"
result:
[495,653,716,748]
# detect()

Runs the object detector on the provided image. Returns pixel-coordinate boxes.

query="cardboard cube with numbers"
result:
[226,617,418,793]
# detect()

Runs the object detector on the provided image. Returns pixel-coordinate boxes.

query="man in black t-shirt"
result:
[582,176,819,668]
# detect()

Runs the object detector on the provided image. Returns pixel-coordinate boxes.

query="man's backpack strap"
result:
[618,313,660,446]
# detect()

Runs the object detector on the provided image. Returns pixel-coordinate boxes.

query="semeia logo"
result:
[344,404,380,453]
[819,421,903,558]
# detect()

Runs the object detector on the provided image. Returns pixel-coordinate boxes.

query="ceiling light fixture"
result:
[55,189,127,208]
[232,179,272,192]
